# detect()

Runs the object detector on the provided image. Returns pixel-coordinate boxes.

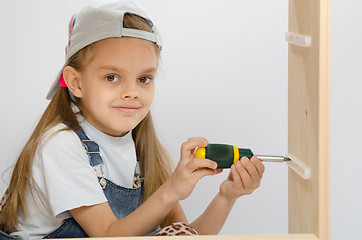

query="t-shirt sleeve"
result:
[34,127,107,219]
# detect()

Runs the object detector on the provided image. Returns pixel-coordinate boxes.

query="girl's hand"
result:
[164,138,219,202]
[219,156,264,201]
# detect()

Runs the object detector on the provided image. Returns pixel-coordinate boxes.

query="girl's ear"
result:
[63,66,83,98]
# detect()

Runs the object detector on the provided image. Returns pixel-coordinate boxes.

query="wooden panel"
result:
[288,0,330,239]
[86,234,318,240]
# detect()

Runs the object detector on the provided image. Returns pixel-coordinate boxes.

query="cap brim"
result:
[46,71,62,100]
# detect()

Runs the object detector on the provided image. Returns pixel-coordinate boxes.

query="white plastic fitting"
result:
[285,32,312,47]
[285,153,311,180]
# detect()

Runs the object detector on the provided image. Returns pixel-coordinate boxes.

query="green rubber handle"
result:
[204,144,254,168]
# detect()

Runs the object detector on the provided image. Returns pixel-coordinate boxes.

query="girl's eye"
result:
[139,76,151,84]
[105,75,118,82]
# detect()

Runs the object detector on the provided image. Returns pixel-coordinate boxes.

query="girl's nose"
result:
[121,81,140,99]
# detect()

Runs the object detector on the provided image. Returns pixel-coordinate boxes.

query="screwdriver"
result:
[194,143,290,168]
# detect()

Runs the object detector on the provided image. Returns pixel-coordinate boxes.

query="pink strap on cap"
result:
[59,75,68,88]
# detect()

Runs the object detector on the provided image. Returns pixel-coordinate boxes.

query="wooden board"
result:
[69,234,318,240]
[288,0,330,240]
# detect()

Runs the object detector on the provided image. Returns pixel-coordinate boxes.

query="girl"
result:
[0,0,264,238]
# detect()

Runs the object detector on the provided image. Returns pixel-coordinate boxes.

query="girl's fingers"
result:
[230,163,243,188]
[187,158,217,172]
[193,168,218,181]
[241,157,261,182]
[180,137,217,173]
[238,157,262,192]
[235,159,253,189]
[180,137,208,160]
[250,156,265,178]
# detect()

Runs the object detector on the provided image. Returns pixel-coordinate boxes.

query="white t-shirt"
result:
[11,115,138,239]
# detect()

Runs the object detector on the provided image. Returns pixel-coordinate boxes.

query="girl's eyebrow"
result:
[98,65,121,71]
[98,65,157,73]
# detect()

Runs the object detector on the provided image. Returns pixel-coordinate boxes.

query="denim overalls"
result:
[0,127,154,239]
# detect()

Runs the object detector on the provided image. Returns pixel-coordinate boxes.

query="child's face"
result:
[77,37,158,137]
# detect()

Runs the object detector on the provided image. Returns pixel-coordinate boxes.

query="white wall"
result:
[331,1,362,239]
[0,0,360,239]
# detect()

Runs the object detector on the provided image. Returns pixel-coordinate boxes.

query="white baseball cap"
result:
[46,0,162,100]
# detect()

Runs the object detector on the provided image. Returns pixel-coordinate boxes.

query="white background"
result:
[0,0,361,239]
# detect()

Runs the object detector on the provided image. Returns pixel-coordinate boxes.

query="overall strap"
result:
[72,126,143,189]
[74,128,103,167]
[73,128,107,189]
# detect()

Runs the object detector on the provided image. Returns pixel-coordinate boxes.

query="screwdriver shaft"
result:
[255,155,291,162]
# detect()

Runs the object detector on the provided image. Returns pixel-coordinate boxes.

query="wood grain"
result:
[288,0,330,239]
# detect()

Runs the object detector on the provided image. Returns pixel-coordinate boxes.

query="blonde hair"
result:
[0,13,174,233]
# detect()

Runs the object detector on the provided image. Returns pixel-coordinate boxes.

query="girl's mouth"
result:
[113,105,140,113]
